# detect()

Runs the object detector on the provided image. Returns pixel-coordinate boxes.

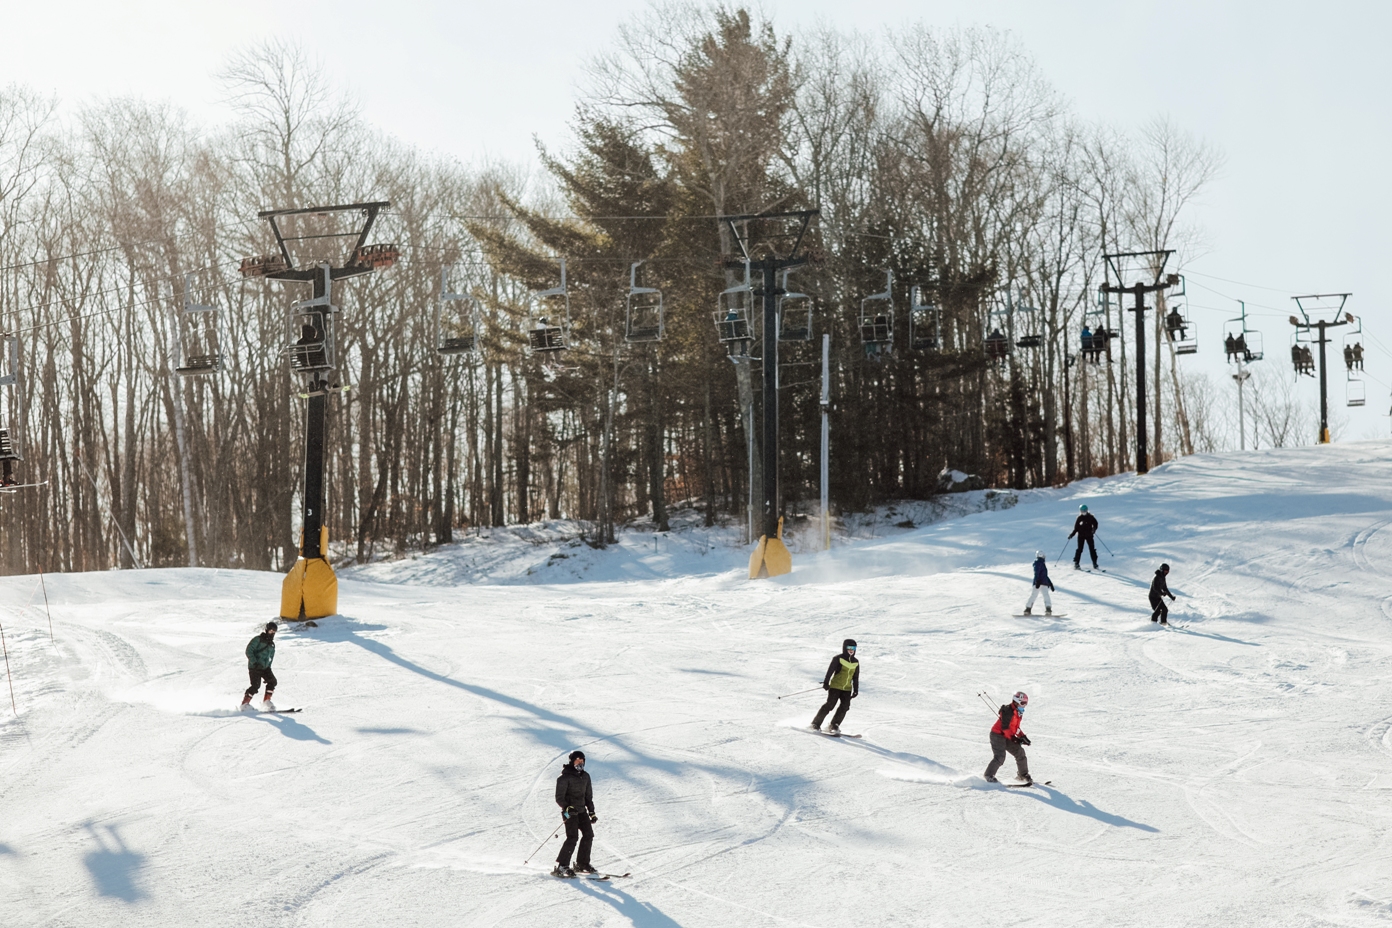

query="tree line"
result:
[1,7,1240,576]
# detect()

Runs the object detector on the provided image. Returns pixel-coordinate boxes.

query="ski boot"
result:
[828,725,840,735]
[262,694,276,712]
[552,864,575,878]
[1073,562,1081,570]
[239,694,253,710]
[1016,774,1033,786]
[984,774,999,783]
[574,865,598,875]
[1045,608,1052,616]
[1022,607,1032,615]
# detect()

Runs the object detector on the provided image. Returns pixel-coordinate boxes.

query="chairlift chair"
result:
[0,333,23,481]
[1223,301,1264,363]
[625,261,664,343]
[909,286,940,352]
[529,259,570,353]
[859,270,894,359]
[1289,333,1316,377]
[1341,317,1364,372]
[777,268,811,342]
[1348,376,1367,407]
[1012,293,1042,350]
[174,273,224,377]
[287,266,338,376]
[714,261,754,357]
[1164,302,1197,355]
[436,265,479,355]
[1082,295,1120,364]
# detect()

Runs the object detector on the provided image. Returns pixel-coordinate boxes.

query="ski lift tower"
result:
[1289,293,1354,444]
[240,201,398,621]
[1100,250,1180,475]
[721,209,819,579]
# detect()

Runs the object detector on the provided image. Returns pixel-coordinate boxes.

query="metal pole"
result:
[820,333,830,551]
[746,398,754,545]
[1317,320,1330,443]
[301,270,329,559]
[1133,284,1149,474]
[761,261,780,540]
[1233,367,1250,451]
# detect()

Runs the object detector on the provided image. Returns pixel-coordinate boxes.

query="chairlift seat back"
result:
[176,355,223,376]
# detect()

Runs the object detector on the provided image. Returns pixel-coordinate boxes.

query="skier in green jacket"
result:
[810,639,860,735]
[240,622,278,710]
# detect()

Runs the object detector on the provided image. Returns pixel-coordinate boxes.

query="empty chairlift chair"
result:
[777,269,811,342]
[625,261,664,343]
[174,273,224,376]
[1013,294,1042,350]
[436,264,479,355]
[714,261,754,358]
[909,286,940,352]
[859,270,894,359]
[529,259,570,354]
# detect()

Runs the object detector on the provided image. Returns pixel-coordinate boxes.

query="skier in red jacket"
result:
[984,691,1032,785]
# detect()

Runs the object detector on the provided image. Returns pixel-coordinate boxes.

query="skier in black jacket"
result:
[1068,504,1099,570]
[552,751,597,877]
[1150,563,1177,624]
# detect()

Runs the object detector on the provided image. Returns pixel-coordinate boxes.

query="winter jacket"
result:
[1068,512,1098,539]
[1032,557,1054,590]
[823,652,860,695]
[245,633,275,670]
[1149,570,1173,601]
[991,703,1025,740]
[555,764,594,816]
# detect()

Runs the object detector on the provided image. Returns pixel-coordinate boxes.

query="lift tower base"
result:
[281,526,338,620]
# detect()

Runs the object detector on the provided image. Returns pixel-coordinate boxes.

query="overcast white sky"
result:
[3,0,1389,440]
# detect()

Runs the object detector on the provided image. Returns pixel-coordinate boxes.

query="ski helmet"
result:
[843,638,858,652]
[568,750,585,763]
[1160,563,1170,573]
[1012,691,1029,707]
[1079,504,1088,512]
[1035,551,1045,560]
[264,621,278,633]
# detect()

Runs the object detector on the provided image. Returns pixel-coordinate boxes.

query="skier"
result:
[1023,552,1055,615]
[1068,504,1099,570]
[984,691,1032,785]
[552,750,598,878]
[240,621,278,710]
[811,639,860,735]
[1150,563,1177,625]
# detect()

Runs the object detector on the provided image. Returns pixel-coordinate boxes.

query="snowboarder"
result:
[811,639,860,735]
[1150,563,1177,625]
[552,750,598,878]
[984,691,1032,785]
[241,622,278,710]
[1023,552,1055,615]
[1068,504,1099,569]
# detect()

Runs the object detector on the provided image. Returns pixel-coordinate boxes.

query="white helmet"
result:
[1013,691,1029,707]
[1035,551,1045,560]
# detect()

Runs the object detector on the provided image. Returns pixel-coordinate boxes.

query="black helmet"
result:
[1160,563,1170,573]
[568,750,585,763]
[843,638,857,651]
[264,621,279,632]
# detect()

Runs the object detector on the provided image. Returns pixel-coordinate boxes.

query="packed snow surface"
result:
[4,443,1392,927]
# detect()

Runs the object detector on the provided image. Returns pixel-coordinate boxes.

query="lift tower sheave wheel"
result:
[242,200,395,620]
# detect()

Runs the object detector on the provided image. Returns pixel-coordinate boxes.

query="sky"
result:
[2,0,1389,440]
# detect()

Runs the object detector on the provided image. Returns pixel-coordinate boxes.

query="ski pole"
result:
[1056,540,1069,562]
[38,568,53,642]
[1097,535,1114,557]
[977,691,998,715]
[1,620,15,716]
[524,821,565,865]
[778,686,824,700]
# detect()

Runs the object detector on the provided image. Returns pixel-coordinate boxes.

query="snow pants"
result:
[245,667,277,699]
[557,813,593,869]
[1025,585,1052,611]
[812,687,853,730]
[1073,535,1097,567]
[1150,595,1169,623]
[985,731,1029,780]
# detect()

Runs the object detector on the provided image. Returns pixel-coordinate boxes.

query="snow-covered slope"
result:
[4,443,1392,927]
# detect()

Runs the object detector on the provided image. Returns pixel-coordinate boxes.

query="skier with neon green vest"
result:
[810,639,860,734]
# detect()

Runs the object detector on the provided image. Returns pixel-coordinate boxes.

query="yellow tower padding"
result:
[280,526,339,620]
[749,516,792,579]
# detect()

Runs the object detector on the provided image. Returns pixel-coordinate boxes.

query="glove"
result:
[563,806,573,820]
[589,813,598,823]
[1014,733,1031,746]
[1170,594,1176,601]
[822,683,829,691]
[1049,584,1055,592]
[851,691,858,698]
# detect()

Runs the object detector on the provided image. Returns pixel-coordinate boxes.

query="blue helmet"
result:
[1079,504,1088,512]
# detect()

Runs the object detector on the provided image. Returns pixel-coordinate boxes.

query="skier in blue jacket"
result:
[1023,552,1054,615]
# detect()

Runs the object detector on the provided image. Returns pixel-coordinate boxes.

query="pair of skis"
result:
[552,870,630,882]
[806,726,861,739]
